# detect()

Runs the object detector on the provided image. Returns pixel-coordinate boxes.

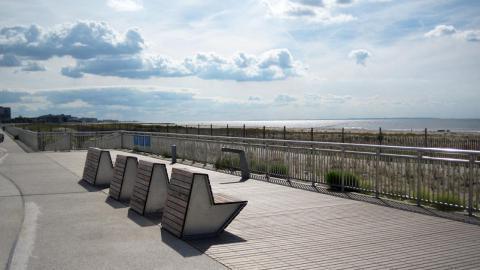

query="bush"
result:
[214,157,240,170]
[269,163,289,177]
[325,170,360,191]
[434,193,463,211]
[413,190,463,211]
[162,151,172,158]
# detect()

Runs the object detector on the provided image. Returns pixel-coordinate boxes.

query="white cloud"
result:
[424,25,457,38]
[348,49,371,65]
[305,94,352,104]
[106,0,143,12]
[425,25,480,42]
[21,62,46,72]
[0,54,21,67]
[274,94,297,105]
[460,30,480,42]
[0,22,144,60]
[57,99,92,109]
[263,0,356,24]
[62,49,303,81]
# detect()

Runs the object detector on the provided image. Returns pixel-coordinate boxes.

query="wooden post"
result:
[342,127,345,143]
[263,126,266,139]
[310,128,313,141]
[227,124,229,136]
[243,124,246,138]
[424,128,428,148]
[378,127,383,145]
[210,124,213,136]
[283,126,286,140]
[198,124,200,135]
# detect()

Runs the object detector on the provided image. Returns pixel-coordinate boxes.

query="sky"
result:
[0,0,479,121]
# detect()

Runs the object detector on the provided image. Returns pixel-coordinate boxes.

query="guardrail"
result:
[6,127,480,215]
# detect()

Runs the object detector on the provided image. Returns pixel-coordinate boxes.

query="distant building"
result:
[0,107,11,122]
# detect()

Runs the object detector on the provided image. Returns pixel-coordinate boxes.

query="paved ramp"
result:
[0,131,225,270]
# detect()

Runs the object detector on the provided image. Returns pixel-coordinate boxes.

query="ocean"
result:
[178,118,480,132]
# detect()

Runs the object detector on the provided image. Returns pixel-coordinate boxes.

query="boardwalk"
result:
[1,130,480,269]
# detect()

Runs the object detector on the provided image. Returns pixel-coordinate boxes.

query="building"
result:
[0,107,11,122]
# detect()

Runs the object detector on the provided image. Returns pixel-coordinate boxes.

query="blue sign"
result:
[134,135,151,147]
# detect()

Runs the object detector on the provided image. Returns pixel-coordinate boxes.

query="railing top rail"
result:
[11,127,480,155]
[121,131,480,155]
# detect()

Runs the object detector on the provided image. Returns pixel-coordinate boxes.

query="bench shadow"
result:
[104,196,129,209]
[220,178,249,184]
[127,208,162,227]
[187,231,247,253]
[160,229,246,257]
[77,179,103,192]
[160,229,205,257]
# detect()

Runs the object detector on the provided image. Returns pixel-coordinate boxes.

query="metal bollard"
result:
[171,144,177,164]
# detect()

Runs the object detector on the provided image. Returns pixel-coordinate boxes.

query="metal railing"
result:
[20,122,480,150]
[6,127,480,215]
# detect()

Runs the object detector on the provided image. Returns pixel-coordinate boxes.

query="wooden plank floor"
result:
[91,152,480,269]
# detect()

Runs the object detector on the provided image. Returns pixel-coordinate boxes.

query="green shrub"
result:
[250,160,267,173]
[433,193,463,211]
[214,157,240,170]
[269,163,289,176]
[413,190,463,211]
[162,152,172,158]
[325,170,360,191]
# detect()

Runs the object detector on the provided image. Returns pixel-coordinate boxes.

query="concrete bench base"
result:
[162,168,247,239]
[109,155,138,201]
[82,147,114,186]
[130,160,169,215]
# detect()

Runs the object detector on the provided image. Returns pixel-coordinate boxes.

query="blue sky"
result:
[0,0,479,121]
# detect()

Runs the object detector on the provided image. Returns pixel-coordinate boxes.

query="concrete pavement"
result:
[0,130,226,270]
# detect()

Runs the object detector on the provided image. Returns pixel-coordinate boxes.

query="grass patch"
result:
[325,170,361,191]
[214,156,240,170]
[268,162,289,177]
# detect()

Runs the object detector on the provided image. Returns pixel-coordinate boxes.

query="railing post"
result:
[69,132,73,151]
[286,145,291,182]
[210,124,213,136]
[198,124,200,135]
[171,144,177,164]
[263,126,266,139]
[424,128,428,148]
[204,142,208,165]
[341,147,345,192]
[265,144,270,180]
[243,124,246,138]
[226,124,229,136]
[342,128,345,143]
[283,126,286,140]
[416,151,423,206]
[311,145,315,186]
[468,154,475,216]
[310,128,313,141]
[120,131,124,149]
[375,148,380,198]
[37,131,42,151]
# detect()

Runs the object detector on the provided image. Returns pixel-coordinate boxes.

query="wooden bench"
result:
[109,155,138,201]
[161,168,247,239]
[130,160,169,215]
[82,147,114,186]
